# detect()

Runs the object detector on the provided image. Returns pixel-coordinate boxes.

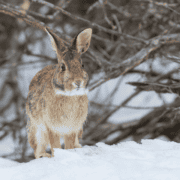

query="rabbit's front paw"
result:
[37,152,52,159]
[75,144,82,148]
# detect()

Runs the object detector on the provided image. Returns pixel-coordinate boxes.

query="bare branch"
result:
[100,0,116,29]
[0,3,70,42]
[112,14,122,33]
[127,81,180,95]
[83,90,140,139]
[107,1,131,18]
[29,0,147,43]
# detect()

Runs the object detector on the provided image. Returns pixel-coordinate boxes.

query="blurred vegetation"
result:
[1,0,180,162]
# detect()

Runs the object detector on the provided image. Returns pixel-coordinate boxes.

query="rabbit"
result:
[26,28,92,159]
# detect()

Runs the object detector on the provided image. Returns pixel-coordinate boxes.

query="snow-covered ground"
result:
[1,139,180,180]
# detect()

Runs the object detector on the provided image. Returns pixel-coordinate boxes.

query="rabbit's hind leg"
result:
[32,122,51,159]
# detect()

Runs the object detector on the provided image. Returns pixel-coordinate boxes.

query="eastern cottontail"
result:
[26,28,92,159]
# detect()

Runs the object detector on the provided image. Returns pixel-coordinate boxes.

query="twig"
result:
[89,77,108,91]
[107,1,131,18]
[134,0,177,7]
[87,1,99,14]
[100,0,116,29]
[90,101,166,109]
[169,21,180,29]
[112,14,122,33]
[164,53,180,64]
[153,1,180,16]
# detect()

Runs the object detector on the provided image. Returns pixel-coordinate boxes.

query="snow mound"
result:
[1,139,180,180]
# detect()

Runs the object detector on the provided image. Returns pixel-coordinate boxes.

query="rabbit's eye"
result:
[61,63,66,71]
[82,64,84,68]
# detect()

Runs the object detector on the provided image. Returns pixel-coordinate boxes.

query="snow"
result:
[1,139,180,180]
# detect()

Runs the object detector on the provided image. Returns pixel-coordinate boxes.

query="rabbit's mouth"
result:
[72,82,84,89]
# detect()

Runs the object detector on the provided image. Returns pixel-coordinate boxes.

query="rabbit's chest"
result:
[45,95,88,134]
[47,95,88,122]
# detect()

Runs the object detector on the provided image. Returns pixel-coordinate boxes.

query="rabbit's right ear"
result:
[45,28,66,57]
[72,28,92,55]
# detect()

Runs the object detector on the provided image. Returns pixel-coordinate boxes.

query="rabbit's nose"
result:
[76,80,81,87]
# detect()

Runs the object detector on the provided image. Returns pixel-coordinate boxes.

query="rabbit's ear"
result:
[72,28,92,54]
[45,28,66,57]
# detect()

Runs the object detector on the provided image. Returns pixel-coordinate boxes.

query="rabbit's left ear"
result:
[45,28,66,57]
[72,28,92,54]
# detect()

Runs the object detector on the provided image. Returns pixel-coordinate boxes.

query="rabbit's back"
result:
[26,64,56,118]
[29,64,56,91]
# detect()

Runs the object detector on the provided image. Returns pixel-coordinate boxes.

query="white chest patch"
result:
[56,88,88,96]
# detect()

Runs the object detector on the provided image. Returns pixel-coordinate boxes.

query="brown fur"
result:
[26,28,92,158]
